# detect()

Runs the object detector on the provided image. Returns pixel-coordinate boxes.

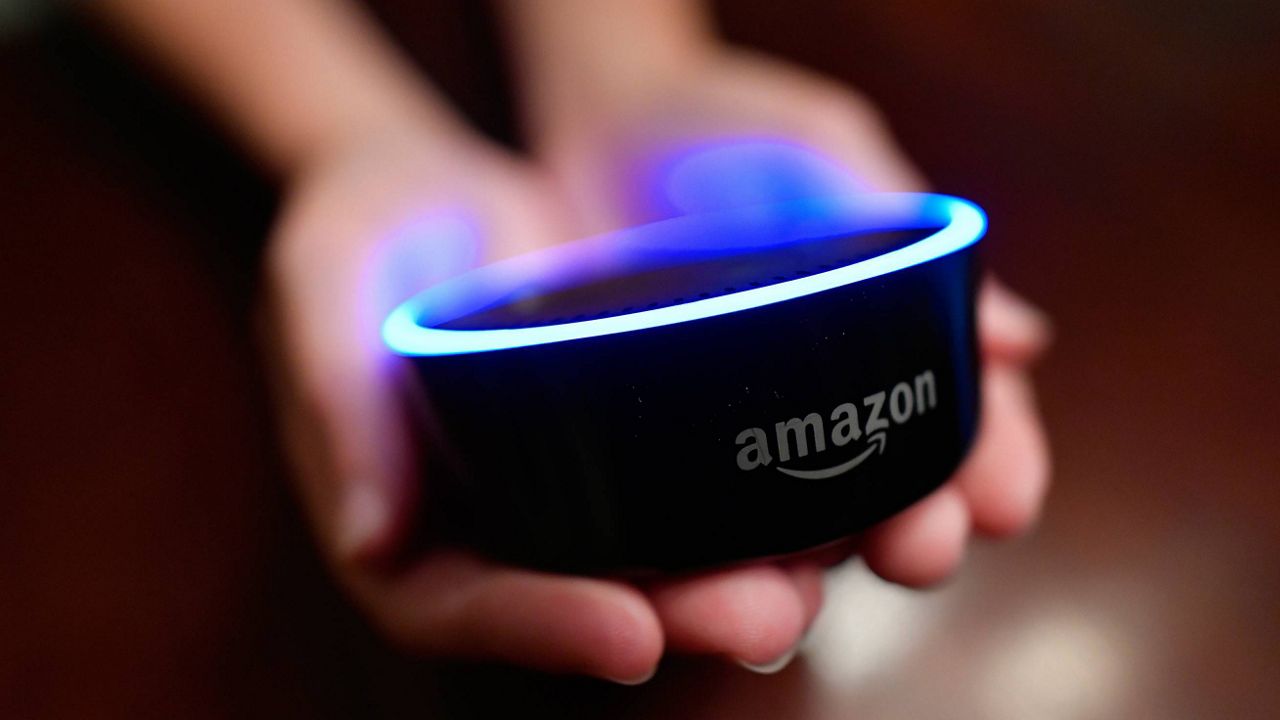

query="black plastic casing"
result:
[409,245,980,573]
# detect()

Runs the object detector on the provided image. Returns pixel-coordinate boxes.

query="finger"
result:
[266,164,571,565]
[979,276,1053,364]
[263,233,419,564]
[955,364,1052,538]
[813,115,930,193]
[353,551,664,684]
[645,564,808,671]
[785,562,826,631]
[860,484,971,588]
[740,69,929,194]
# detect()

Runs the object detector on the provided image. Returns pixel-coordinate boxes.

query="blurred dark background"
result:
[2,1,1278,717]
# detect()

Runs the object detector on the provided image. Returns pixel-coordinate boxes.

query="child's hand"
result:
[261,127,667,682]
[530,49,927,235]
[261,125,833,682]
[526,44,1053,648]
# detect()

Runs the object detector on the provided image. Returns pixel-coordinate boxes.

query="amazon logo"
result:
[734,370,937,480]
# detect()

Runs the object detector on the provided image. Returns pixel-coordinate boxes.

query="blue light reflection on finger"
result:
[383,193,986,357]
[655,138,866,217]
[371,211,481,319]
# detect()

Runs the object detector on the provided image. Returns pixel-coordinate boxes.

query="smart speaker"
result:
[385,193,985,572]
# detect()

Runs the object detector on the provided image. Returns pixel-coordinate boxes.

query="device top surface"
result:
[385,193,986,356]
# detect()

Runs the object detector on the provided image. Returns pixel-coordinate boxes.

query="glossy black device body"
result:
[410,245,980,573]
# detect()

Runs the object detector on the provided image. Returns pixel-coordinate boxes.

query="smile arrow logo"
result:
[776,431,887,480]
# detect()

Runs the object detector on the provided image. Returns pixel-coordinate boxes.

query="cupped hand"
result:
[263,50,1051,684]
[527,47,1053,666]
[262,128,677,683]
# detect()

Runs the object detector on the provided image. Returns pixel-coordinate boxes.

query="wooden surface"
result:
[2,1,1278,717]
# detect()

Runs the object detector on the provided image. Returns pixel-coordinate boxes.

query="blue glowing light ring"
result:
[384,193,986,356]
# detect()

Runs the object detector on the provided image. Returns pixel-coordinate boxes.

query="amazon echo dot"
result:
[384,192,986,573]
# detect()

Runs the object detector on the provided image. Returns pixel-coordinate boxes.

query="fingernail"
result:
[339,482,390,559]
[736,643,800,675]
[605,667,657,686]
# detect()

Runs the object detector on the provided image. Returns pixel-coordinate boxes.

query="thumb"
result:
[263,212,482,565]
